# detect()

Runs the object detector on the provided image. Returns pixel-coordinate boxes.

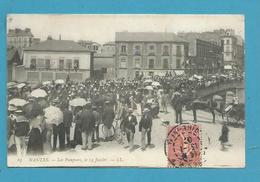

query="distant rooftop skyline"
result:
[7,14,244,44]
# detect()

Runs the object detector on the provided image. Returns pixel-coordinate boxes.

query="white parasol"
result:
[213,95,223,101]
[8,98,28,107]
[151,81,160,87]
[31,89,48,98]
[55,79,65,84]
[17,83,26,89]
[144,79,153,83]
[69,98,87,107]
[7,82,17,88]
[44,106,63,126]
[145,85,153,90]
[42,81,51,85]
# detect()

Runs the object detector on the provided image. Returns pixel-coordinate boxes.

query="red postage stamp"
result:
[165,124,201,167]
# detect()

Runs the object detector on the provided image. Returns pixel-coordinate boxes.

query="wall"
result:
[115,42,187,78]
[23,51,91,70]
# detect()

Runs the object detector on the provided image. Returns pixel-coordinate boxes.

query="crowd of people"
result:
[7,69,244,157]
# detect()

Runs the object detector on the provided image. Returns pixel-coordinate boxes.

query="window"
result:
[120,57,127,68]
[163,45,169,55]
[134,45,141,55]
[66,59,72,69]
[30,58,36,69]
[59,59,64,70]
[36,58,45,68]
[163,58,169,69]
[226,39,230,44]
[134,57,141,68]
[148,59,155,69]
[45,59,50,70]
[148,44,156,55]
[121,45,127,53]
[149,45,154,50]
[74,59,79,70]
[226,46,230,52]
[176,59,181,69]
[176,45,182,56]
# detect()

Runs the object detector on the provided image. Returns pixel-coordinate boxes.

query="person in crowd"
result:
[92,105,101,143]
[139,108,153,151]
[79,102,96,150]
[161,91,168,114]
[219,121,230,151]
[51,99,65,151]
[73,106,83,147]
[62,102,73,147]
[13,109,30,157]
[102,101,115,141]
[8,105,17,151]
[172,91,183,124]
[27,126,43,155]
[209,98,218,123]
[120,108,137,151]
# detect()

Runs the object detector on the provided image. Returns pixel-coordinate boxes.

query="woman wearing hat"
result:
[13,110,30,157]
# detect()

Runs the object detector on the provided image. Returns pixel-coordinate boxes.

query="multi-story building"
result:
[187,39,223,75]
[221,29,244,68]
[7,28,34,49]
[12,39,93,82]
[115,32,189,79]
[78,40,102,54]
[92,42,116,80]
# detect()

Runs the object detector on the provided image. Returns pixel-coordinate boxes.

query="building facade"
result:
[7,28,34,49]
[221,29,244,68]
[115,32,189,79]
[78,40,102,54]
[13,40,92,82]
[92,42,116,80]
[188,39,224,75]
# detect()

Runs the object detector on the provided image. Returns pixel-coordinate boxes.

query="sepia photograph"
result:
[6,14,245,167]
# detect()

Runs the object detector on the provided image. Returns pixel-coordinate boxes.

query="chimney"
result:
[59,34,61,40]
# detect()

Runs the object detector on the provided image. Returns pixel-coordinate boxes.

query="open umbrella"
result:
[144,79,153,83]
[69,98,87,107]
[144,86,153,90]
[23,101,44,119]
[151,81,160,87]
[8,98,28,107]
[31,89,47,98]
[189,76,195,81]
[42,81,51,86]
[44,106,63,125]
[17,83,26,89]
[7,82,17,89]
[213,95,223,101]
[55,79,65,84]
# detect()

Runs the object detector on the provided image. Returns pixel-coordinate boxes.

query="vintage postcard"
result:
[7,14,245,167]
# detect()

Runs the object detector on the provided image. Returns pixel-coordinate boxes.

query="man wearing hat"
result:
[13,109,30,157]
[62,102,73,147]
[120,108,137,151]
[139,108,153,150]
[79,101,96,150]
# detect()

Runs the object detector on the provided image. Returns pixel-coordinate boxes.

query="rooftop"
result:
[115,32,187,42]
[24,40,92,52]
[8,28,33,37]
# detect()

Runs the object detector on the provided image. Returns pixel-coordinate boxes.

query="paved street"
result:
[9,105,244,167]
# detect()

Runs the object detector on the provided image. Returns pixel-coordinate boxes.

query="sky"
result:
[7,14,244,44]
